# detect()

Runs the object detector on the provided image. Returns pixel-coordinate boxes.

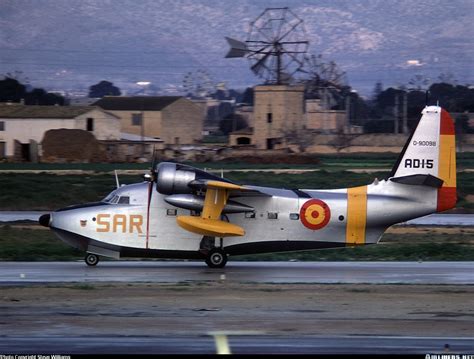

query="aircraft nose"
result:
[39,213,51,228]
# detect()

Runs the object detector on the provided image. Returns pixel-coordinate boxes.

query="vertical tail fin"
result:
[390,106,456,212]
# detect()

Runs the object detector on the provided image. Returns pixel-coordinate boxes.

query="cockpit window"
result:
[103,195,118,204]
[118,196,130,204]
[103,194,130,205]
[103,193,115,202]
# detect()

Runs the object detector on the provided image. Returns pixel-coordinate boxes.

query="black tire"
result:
[85,253,100,266]
[205,248,228,268]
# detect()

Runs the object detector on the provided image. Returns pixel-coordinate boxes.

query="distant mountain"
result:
[0,0,472,96]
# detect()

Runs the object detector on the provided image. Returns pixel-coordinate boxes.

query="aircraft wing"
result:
[176,180,255,237]
[189,179,270,198]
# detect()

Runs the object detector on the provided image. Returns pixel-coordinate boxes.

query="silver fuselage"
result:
[50,179,436,259]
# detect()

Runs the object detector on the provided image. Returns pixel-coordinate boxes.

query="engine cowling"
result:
[155,162,229,195]
[155,162,196,195]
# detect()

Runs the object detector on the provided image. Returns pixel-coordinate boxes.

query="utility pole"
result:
[345,95,351,133]
[402,92,408,134]
[141,97,145,157]
[394,94,399,134]
[323,87,329,133]
[136,82,151,157]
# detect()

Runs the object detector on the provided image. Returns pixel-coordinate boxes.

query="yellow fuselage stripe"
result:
[346,185,368,245]
[438,134,456,188]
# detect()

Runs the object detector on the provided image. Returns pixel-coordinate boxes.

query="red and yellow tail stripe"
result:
[437,109,457,212]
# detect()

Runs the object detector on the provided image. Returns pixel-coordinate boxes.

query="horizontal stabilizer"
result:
[177,216,245,237]
[390,174,443,188]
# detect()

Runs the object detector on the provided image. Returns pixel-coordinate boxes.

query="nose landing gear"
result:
[85,253,100,266]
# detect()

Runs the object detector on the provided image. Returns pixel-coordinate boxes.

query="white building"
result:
[0,104,120,161]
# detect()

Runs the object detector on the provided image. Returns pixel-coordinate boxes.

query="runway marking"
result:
[208,331,265,355]
[211,333,230,355]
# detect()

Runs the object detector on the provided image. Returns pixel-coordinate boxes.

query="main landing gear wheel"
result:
[85,253,100,266]
[205,248,228,268]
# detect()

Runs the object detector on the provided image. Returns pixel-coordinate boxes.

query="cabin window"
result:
[118,196,130,204]
[86,118,94,131]
[166,209,177,216]
[132,113,142,126]
[0,121,4,131]
[245,212,256,219]
[267,212,278,220]
[289,213,299,220]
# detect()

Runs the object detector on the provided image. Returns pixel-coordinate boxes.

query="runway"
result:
[1,335,473,354]
[2,263,473,355]
[1,261,474,284]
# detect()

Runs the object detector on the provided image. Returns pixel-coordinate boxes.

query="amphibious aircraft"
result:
[39,106,456,268]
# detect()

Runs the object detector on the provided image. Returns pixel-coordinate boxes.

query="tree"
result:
[343,89,369,126]
[455,114,470,134]
[371,81,383,102]
[0,77,26,103]
[88,80,121,98]
[239,87,254,105]
[25,88,65,106]
[428,83,474,112]
[330,129,361,153]
[219,114,248,135]
[282,126,315,153]
[366,81,474,134]
[0,77,64,105]
[212,89,227,101]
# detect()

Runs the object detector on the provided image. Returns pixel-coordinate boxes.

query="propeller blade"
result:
[151,146,157,175]
[145,180,153,250]
[145,146,157,250]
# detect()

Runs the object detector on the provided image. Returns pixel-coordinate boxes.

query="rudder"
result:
[390,106,456,212]
[437,108,456,211]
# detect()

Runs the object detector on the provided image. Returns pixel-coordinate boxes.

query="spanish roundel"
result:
[300,199,331,230]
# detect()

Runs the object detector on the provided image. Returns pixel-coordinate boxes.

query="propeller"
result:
[144,147,158,249]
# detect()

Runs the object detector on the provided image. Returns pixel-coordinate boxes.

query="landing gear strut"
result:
[85,253,100,266]
[205,248,228,268]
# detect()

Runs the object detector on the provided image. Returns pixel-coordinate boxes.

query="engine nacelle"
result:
[164,194,254,213]
[156,162,196,195]
[155,162,228,195]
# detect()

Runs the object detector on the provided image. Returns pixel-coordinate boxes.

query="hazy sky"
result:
[1,0,472,95]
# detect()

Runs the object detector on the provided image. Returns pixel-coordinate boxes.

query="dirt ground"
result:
[1,283,473,338]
